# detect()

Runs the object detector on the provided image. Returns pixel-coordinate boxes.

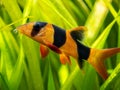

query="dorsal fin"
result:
[70,26,87,41]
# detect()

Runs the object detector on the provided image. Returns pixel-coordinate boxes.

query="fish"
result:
[17,22,120,80]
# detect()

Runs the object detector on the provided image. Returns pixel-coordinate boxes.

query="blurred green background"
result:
[0,0,120,90]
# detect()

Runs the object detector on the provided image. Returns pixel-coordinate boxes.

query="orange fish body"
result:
[17,22,120,80]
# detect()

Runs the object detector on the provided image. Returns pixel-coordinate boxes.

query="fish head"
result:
[17,22,54,45]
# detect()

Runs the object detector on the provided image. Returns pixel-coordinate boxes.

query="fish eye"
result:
[33,22,47,31]
[31,22,47,37]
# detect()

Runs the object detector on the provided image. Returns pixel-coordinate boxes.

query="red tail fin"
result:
[88,48,120,80]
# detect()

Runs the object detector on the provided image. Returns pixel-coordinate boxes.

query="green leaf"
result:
[81,64,99,90]
[48,60,55,90]
[1,0,22,26]
[22,37,44,90]
[100,63,120,90]
[60,66,82,90]
[9,42,24,90]
[85,0,109,44]
[92,15,119,48]
[0,74,9,90]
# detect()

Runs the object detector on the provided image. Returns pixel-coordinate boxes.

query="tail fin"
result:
[88,48,120,80]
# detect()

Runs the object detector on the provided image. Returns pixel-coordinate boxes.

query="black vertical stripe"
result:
[77,42,90,60]
[77,41,90,68]
[52,25,66,47]
[70,31,90,68]
[31,22,47,37]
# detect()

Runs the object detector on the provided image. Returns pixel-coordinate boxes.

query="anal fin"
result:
[46,43,61,54]
[60,53,71,64]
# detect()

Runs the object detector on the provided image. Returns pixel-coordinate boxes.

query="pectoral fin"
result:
[40,44,49,58]
[60,53,71,64]
[46,43,61,54]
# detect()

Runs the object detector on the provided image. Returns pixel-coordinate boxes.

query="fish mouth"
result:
[16,22,35,36]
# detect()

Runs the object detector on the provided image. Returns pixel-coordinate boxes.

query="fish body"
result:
[17,22,120,80]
